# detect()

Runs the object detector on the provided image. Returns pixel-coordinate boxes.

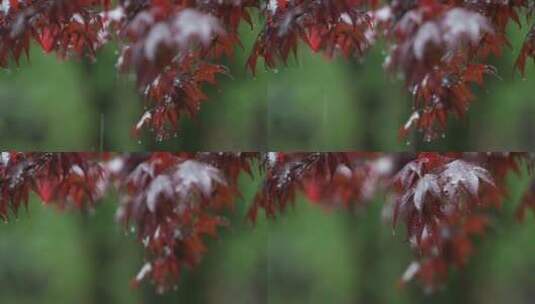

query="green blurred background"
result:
[1,16,535,150]
[0,163,534,304]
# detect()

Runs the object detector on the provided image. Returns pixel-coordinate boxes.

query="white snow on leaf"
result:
[174,160,225,197]
[442,8,492,48]
[128,163,156,186]
[0,152,9,165]
[395,160,423,188]
[372,6,392,22]
[8,164,24,189]
[71,13,85,24]
[371,156,394,175]
[146,175,174,212]
[10,14,26,37]
[173,9,222,45]
[143,9,222,61]
[129,11,155,35]
[421,225,430,240]
[267,0,278,13]
[403,111,420,131]
[402,262,420,282]
[0,0,10,14]
[135,263,153,282]
[115,46,128,70]
[441,159,494,199]
[136,111,152,130]
[106,157,124,174]
[413,174,441,211]
[142,236,150,247]
[142,160,226,212]
[409,7,492,61]
[267,152,278,167]
[336,164,352,178]
[397,10,423,33]
[70,165,85,176]
[144,22,173,61]
[102,6,125,22]
[413,22,441,60]
[340,13,353,25]
[94,171,109,201]
[154,225,161,239]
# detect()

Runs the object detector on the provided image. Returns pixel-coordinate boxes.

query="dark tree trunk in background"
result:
[349,211,382,303]
[81,61,112,151]
[79,214,113,304]
[77,60,115,304]
[346,60,383,303]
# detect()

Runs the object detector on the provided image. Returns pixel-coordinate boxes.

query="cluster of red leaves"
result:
[1,152,534,293]
[247,0,377,72]
[248,152,353,221]
[248,152,393,220]
[131,54,226,140]
[113,0,258,139]
[0,0,110,66]
[392,153,499,289]
[4,0,535,140]
[0,152,104,220]
[303,153,393,208]
[109,152,253,292]
[383,1,504,140]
